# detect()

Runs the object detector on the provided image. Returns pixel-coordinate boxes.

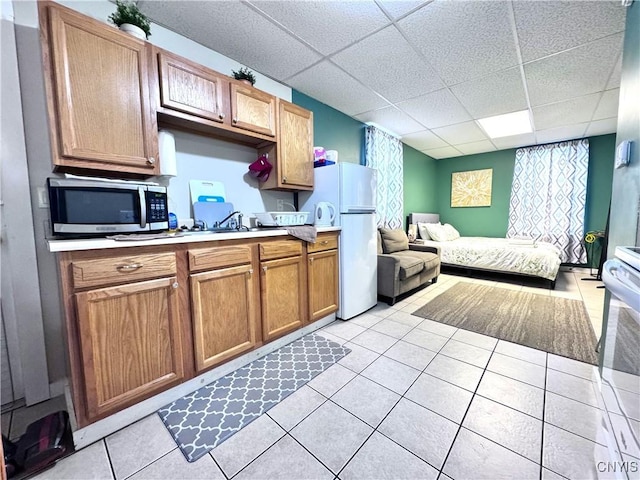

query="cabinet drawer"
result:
[189,245,252,271]
[307,233,338,253]
[72,252,176,289]
[259,240,303,261]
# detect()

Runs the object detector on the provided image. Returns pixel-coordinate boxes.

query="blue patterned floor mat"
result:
[158,332,350,462]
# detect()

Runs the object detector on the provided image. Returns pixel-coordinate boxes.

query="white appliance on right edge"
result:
[300,163,377,320]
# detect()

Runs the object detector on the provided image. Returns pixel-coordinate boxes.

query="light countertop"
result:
[47,226,341,252]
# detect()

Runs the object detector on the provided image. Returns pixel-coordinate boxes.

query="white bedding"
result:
[420,237,562,281]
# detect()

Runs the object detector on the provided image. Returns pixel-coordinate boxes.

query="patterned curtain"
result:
[507,139,589,264]
[364,125,403,228]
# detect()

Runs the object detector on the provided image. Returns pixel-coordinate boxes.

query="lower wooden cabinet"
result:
[308,249,339,322]
[58,233,338,426]
[260,255,306,342]
[75,276,185,419]
[190,263,259,372]
[307,233,339,322]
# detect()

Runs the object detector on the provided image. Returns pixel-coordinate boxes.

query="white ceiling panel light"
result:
[476,110,533,139]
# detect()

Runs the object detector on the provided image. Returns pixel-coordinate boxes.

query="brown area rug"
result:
[412,282,598,365]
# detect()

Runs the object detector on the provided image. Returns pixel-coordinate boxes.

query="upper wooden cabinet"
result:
[152,48,278,145]
[157,50,228,125]
[39,2,158,175]
[229,83,277,138]
[259,100,314,191]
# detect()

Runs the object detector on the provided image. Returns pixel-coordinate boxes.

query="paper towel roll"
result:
[159,130,177,177]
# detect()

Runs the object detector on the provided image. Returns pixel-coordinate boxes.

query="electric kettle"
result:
[314,202,336,226]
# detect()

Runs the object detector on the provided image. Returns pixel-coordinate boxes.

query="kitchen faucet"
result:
[216,211,244,230]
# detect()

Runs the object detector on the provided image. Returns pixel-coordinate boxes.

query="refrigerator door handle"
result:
[344,207,376,213]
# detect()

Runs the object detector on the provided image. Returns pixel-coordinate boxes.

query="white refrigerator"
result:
[300,163,377,320]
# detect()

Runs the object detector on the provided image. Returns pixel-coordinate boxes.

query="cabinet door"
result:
[260,256,306,341]
[158,51,227,124]
[230,83,276,137]
[190,264,258,372]
[75,277,184,420]
[45,5,157,174]
[279,100,314,189]
[308,249,339,322]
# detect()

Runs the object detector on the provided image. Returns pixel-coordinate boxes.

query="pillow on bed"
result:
[443,223,460,240]
[417,222,442,240]
[425,223,447,241]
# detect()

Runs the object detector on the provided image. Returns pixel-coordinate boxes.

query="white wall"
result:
[2,1,50,404]
[11,0,296,384]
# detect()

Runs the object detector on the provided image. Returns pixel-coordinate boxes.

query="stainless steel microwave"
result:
[47,178,169,236]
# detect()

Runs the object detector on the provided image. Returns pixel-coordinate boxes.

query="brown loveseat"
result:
[377,228,441,305]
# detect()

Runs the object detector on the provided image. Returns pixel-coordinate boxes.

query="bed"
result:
[408,213,562,289]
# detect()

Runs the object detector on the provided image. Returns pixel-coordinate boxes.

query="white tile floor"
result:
[4,270,622,480]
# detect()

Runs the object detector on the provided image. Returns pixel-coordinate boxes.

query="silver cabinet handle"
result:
[117,263,143,271]
[282,176,287,183]
[172,282,179,289]
[321,240,328,245]
[262,266,267,272]
[309,257,314,263]
[147,157,155,165]
[219,113,225,120]
[233,118,238,124]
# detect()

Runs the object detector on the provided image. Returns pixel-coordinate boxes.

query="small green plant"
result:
[108,0,151,38]
[231,67,256,86]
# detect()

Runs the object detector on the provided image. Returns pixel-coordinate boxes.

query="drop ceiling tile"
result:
[532,93,600,131]
[593,89,620,121]
[287,61,390,116]
[607,55,622,90]
[423,146,464,160]
[377,0,429,20]
[432,121,487,145]
[355,107,424,136]
[585,118,618,137]
[450,67,528,119]
[401,130,448,151]
[141,1,321,80]
[524,33,623,107]
[332,26,444,103]
[536,124,588,145]
[455,140,497,156]
[248,1,390,55]
[513,1,626,62]
[398,1,518,85]
[397,89,471,129]
[491,133,536,151]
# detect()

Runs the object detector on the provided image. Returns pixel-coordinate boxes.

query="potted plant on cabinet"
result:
[232,67,256,86]
[108,0,151,40]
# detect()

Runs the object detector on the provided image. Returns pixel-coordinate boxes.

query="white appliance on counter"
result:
[300,163,377,320]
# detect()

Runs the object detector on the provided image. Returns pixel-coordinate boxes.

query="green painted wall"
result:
[434,134,616,239]
[585,134,616,233]
[291,90,365,164]
[435,149,516,237]
[403,145,438,226]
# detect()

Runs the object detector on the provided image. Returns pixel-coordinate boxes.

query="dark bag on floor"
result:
[14,410,73,474]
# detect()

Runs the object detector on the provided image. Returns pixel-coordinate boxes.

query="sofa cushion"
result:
[377,230,383,254]
[421,252,440,271]
[379,228,409,253]
[394,254,425,280]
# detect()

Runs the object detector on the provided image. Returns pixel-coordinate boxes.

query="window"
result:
[507,139,589,264]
